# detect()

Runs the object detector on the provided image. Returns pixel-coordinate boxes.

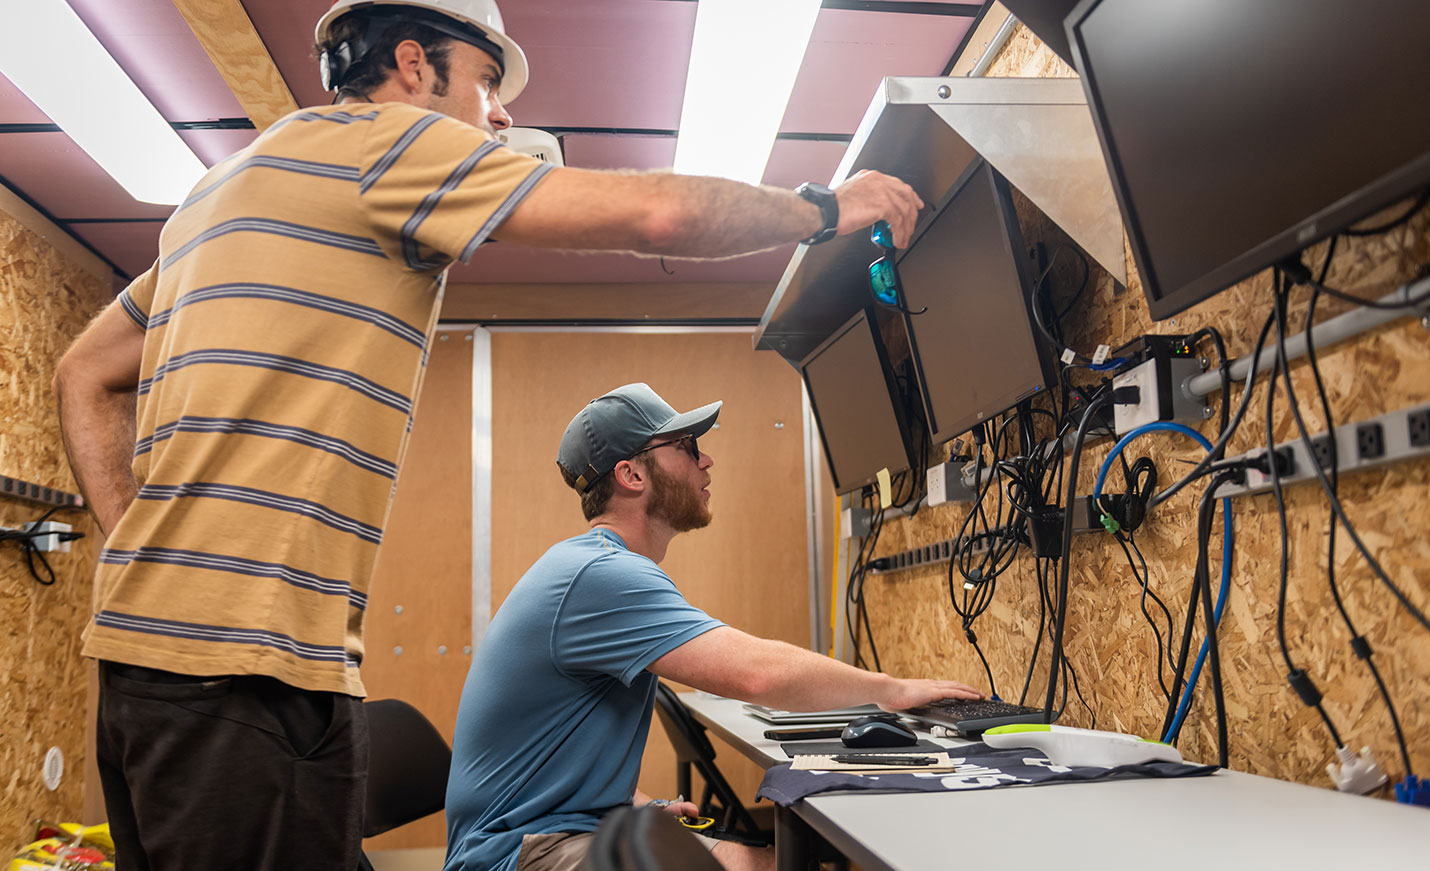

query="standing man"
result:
[444,384,980,871]
[53,1,924,868]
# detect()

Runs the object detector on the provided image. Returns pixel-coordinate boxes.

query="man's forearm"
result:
[643,174,823,259]
[738,639,896,711]
[56,383,137,536]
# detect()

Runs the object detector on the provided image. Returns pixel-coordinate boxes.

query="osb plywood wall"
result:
[0,208,112,849]
[858,25,1429,791]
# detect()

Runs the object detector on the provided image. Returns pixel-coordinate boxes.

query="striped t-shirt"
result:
[83,102,553,696]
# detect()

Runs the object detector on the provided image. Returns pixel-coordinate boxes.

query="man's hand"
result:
[877,678,983,713]
[832,169,925,248]
[635,789,700,821]
[654,799,700,820]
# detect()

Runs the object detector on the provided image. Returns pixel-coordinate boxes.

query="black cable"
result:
[1,505,85,587]
[1265,276,1345,749]
[1273,276,1430,633]
[846,488,886,672]
[1030,247,1102,366]
[1185,326,1231,443]
[1043,387,1115,721]
[1115,530,1173,701]
[1301,281,1414,776]
[1062,643,1095,728]
[1194,469,1240,768]
[1160,526,1206,740]
[1305,277,1430,311]
[1017,557,1050,706]
[1054,246,1092,321]
[1151,310,1276,510]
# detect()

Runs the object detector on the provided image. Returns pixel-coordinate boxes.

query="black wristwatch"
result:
[795,182,839,245]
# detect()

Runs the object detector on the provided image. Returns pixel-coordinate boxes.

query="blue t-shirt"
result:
[444,529,725,871]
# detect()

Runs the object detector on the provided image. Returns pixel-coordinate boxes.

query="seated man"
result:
[444,383,980,871]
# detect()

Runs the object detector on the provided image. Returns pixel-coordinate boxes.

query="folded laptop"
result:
[742,703,883,725]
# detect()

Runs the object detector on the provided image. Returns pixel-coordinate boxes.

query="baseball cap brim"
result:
[651,400,721,440]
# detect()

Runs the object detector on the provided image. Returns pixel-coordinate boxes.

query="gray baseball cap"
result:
[557,382,721,492]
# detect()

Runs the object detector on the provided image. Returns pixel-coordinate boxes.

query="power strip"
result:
[870,498,1102,575]
[0,475,82,509]
[1215,402,1430,499]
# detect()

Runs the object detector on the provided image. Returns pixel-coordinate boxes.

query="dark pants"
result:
[96,661,368,871]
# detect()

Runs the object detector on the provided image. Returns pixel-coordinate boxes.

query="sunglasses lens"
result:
[870,220,894,248]
[687,436,699,460]
[869,260,898,304]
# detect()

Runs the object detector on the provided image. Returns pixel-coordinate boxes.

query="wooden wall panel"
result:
[362,330,475,851]
[857,24,1430,794]
[0,207,113,851]
[442,282,772,322]
[489,330,812,807]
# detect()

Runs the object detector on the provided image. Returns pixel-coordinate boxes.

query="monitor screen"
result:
[1068,0,1430,320]
[801,309,915,495]
[897,161,1055,445]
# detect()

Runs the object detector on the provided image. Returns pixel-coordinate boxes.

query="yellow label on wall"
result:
[876,467,892,509]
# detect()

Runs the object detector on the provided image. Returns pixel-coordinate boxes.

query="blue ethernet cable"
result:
[1091,421,1232,743]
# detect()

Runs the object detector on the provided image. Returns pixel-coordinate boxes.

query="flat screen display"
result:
[897,162,1054,445]
[802,310,914,495]
[1068,0,1430,319]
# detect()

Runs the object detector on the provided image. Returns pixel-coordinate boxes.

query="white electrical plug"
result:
[24,521,73,553]
[1326,745,1387,794]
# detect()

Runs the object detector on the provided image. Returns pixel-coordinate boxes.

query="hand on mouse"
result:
[877,678,983,713]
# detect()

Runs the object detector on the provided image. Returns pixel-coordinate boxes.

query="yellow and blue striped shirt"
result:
[84,102,551,695]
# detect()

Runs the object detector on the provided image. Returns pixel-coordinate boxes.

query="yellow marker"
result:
[876,467,892,509]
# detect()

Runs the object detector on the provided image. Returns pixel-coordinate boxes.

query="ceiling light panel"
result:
[673,0,822,186]
[0,0,208,205]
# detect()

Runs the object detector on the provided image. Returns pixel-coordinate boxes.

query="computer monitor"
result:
[1000,0,1080,67]
[1067,0,1430,320]
[896,160,1056,446]
[801,309,916,495]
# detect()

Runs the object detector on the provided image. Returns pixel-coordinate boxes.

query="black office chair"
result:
[651,684,770,845]
[357,698,453,871]
[584,806,724,871]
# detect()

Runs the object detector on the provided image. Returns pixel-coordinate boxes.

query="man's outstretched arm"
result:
[648,626,981,713]
[53,300,145,536]
[492,167,925,257]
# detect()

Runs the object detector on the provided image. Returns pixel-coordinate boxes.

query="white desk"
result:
[681,693,1429,871]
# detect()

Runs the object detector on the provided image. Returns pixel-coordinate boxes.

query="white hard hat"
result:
[315,0,529,102]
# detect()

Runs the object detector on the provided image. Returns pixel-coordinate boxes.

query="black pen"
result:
[830,754,940,766]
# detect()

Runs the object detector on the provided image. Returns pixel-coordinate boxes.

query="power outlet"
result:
[1409,410,1430,448]
[1216,403,1430,500]
[1310,436,1337,470]
[1356,422,1385,460]
[24,521,72,553]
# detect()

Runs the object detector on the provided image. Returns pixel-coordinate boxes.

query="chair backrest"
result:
[652,683,716,765]
[585,807,723,871]
[363,698,452,838]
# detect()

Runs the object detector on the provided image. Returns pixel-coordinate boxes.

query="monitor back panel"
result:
[898,163,1053,445]
[802,310,914,495]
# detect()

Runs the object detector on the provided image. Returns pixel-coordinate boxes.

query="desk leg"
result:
[774,805,813,871]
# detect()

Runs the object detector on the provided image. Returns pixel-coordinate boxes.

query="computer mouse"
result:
[841,715,918,748]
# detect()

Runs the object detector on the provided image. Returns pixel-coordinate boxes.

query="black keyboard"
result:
[900,698,1048,736]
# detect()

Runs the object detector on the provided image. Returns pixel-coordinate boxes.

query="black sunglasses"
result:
[627,434,700,463]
